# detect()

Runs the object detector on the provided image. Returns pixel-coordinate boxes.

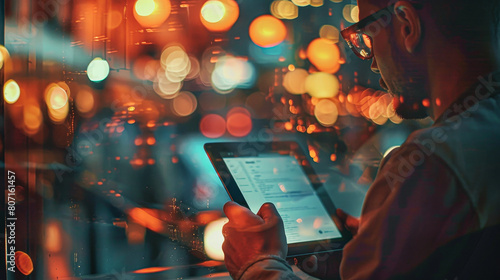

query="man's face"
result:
[357,0,429,119]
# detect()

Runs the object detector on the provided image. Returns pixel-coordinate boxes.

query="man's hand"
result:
[296,209,359,280]
[222,201,287,278]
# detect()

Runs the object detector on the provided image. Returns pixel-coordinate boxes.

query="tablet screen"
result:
[222,153,342,244]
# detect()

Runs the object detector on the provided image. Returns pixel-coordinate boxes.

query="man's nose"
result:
[371,56,380,74]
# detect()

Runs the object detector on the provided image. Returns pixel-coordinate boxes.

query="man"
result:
[222,0,500,278]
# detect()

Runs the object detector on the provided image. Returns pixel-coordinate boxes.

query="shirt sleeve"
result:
[340,144,480,279]
[238,255,300,280]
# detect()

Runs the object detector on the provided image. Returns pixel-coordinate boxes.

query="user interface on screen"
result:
[223,154,342,244]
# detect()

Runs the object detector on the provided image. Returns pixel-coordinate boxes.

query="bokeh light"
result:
[307,38,341,73]
[226,107,252,137]
[204,218,228,260]
[75,89,95,115]
[292,0,310,7]
[87,58,110,82]
[211,56,256,93]
[305,72,340,98]
[200,0,239,32]
[314,99,339,127]
[319,25,340,43]
[135,0,156,16]
[161,45,191,83]
[4,79,21,104]
[249,15,287,48]
[283,68,309,94]
[172,91,198,117]
[15,251,34,276]
[133,0,171,27]
[271,0,299,19]
[343,5,359,23]
[200,114,226,138]
[45,83,70,124]
[24,104,43,135]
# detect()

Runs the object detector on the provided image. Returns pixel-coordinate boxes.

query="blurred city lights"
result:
[200,114,226,138]
[135,0,156,16]
[226,107,252,137]
[314,99,339,127]
[292,0,310,7]
[45,83,70,124]
[204,218,228,260]
[87,58,110,82]
[343,5,359,23]
[201,1,226,23]
[283,68,309,94]
[305,72,339,98]
[4,79,20,104]
[200,0,239,32]
[307,38,341,73]
[24,104,43,135]
[15,251,34,276]
[319,25,340,43]
[172,91,198,117]
[211,56,256,93]
[249,15,287,48]
[161,45,191,83]
[75,89,95,115]
[133,0,171,27]
[271,0,299,19]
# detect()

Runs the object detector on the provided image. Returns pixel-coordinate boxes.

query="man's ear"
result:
[394,1,422,54]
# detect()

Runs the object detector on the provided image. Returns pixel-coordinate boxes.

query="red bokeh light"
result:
[200,114,226,138]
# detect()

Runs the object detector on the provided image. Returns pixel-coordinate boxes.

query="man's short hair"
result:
[370,0,500,42]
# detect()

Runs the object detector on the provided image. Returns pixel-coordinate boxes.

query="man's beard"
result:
[393,89,429,119]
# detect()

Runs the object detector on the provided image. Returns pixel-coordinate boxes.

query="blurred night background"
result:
[1,0,433,279]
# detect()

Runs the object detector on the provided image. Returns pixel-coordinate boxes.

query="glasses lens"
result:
[349,32,373,59]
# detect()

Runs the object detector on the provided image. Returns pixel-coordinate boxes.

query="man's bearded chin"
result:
[393,90,429,120]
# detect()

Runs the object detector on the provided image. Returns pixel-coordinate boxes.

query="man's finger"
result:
[336,208,348,222]
[257,202,280,222]
[223,201,263,226]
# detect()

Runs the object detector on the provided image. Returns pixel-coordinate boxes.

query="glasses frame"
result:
[341,2,423,60]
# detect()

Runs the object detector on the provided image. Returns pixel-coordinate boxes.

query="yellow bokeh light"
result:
[201,1,226,23]
[292,0,310,7]
[283,68,309,95]
[133,0,171,27]
[314,99,339,127]
[24,104,43,134]
[249,15,287,48]
[200,0,239,32]
[172,91,198,117]
[76,89,95,115]
[48,86,68,110]
[319,25,340,43]
[135,0,156,17]
[4,79,21,104]
[204,218,228,260]
[307,38,341,73]
[87,58,110,82]
[305,72,339,98]
[343,4,358,23]
[271,0,299,20]
[310,0,323,7]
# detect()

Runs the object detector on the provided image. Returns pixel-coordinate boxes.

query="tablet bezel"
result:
[204,141,352,257]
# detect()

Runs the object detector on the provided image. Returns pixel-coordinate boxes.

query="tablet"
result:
[204,141,351,257]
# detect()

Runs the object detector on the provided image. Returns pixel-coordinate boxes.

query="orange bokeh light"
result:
[133,0,171,27]
[226,107,252,138]
[307,38,341,73]
[200,0,240,32]
[15,251,34,276]
[200,114,226,138]
[249,15,287,48]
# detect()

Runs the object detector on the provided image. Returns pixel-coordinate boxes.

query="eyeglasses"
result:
[340,2,422,60]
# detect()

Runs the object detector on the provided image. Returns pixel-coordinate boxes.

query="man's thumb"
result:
[257,202,281,222]
[224,201,263,226]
